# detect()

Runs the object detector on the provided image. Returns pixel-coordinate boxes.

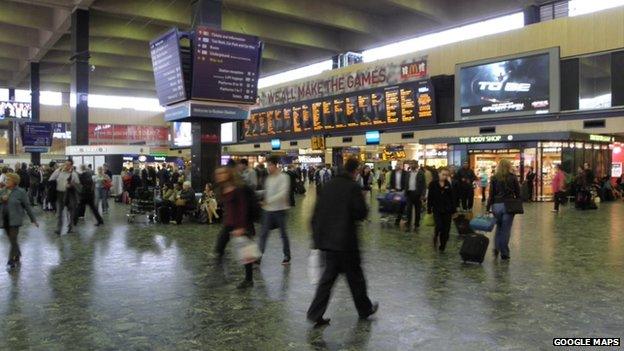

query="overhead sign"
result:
[458,135,514,143]
[191,27,262,104]
[21,122,53,147]
[150,28,187,106]
[66,145,150,156]
[164,101,250,122]
[589,134,614,143]
[258,55,427,108]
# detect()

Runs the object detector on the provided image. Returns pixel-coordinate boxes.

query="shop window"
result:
[579,53,612,109]
[0,129,9,154]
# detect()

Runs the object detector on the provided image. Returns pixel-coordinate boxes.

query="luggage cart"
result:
[127,187,157,223]
[376,191,406,226]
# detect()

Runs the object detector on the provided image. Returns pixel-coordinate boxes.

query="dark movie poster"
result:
[460,53,550,118]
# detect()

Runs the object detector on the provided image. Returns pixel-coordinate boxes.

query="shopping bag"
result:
[307,249,325,285]
[233,236,261,265]
[423,213,435,227]
[469,215,496,232]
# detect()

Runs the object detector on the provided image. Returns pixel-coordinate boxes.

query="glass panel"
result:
[579,53,612,109]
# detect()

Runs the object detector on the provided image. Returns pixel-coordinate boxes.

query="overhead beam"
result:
[0,1,57,30]
[0,57,19,72]
[0,23,41,47]
[54,35,150,58]
[42,50,153,72]
[382,0,450,23]
[90,0,190,27]
[0,43,31,60]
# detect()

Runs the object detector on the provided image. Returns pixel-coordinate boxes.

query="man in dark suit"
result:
[389,163,408,225]
[405,160,426,230]
[307,158,378,328]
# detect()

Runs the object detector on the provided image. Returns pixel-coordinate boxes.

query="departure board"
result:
[334,98,346,128]
[322,100,333,129]
[273,109,283,133]
[370,91,386,125]
[191,27,262,104]
[283,108,292,133]
[150,28,186,106]
[292,106,302,133]
[400,86,416,123]
[312,101,323,131]
[267,110,275,135]
[345,96,358,127]
[357,94,372,126]
[385,88,400,124]
[244,79,436,140]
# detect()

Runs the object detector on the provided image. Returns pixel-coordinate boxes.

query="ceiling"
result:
[0,0,548,98]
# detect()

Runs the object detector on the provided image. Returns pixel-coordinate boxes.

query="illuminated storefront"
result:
[421,132,617,201]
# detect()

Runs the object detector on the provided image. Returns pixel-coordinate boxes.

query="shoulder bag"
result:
[503,176,524,214]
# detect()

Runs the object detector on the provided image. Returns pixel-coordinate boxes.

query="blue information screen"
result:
[21,122,53,147]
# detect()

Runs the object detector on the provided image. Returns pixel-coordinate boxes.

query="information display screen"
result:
[21,122,52,146]
[172,121,192,148]
[244,79,436,140]
[456,49,559,120]
[191,27,262,104]
[150,28,186,106]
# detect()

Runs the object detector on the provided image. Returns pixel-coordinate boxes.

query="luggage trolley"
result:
[376,191,406,225]
[127,187,158,223]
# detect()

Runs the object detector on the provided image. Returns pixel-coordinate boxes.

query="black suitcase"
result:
[460,233,489,264]
[158,206,171,224]
[454,214,473,235]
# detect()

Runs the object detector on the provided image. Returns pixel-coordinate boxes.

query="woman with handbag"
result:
[486,159,521,260]
[427,168,456,252]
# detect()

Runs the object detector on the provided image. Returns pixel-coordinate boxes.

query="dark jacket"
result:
[18,168,30,189]
[405,169,426,195]
[312,173,368,252]
[389,170,407,191]
[457,167,477,187]
[427,180,456,214]
[79,170,95,196]
[487,173,521,211]
[0,187,36,227]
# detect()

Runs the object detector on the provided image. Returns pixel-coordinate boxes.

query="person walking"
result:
[479,168,489,203]
[94,167,111,214]
[238,159,257,190]
[427,168,456,252]
[389,163,407,226]
[552,164,567,213]
[486,159,521,260]
[457,162,477,212]
[405,161,426,230]
[49,160,80,235]
[525,166,536,201]
[75,165,104,227]
[0,173,38,270]
[214,167,255,289]
[258,156,292,265]
[307,158,378,328]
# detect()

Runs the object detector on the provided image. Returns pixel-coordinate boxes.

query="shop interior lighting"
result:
[569,0,624,16]
[362,12,525,62]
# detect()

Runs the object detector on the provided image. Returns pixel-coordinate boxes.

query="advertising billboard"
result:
[172,122,192,148]
[455,48,560,120]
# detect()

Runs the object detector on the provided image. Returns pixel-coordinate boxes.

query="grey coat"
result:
[0,187,36,227]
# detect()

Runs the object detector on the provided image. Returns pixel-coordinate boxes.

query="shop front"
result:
[421,132,616,201]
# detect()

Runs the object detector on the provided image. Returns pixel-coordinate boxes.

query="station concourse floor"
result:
[0,188,623,351]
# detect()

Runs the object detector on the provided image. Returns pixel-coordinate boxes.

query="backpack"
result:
[241,185,262,223]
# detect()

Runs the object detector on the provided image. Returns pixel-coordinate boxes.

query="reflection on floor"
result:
[0,189,623,350]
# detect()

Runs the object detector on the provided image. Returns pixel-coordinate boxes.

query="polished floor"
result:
[0,189,623,350]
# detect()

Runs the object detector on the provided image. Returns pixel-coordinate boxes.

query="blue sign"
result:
[21,122,53,147]
[24,146,49,153]
[164,102,249,122]
[271,139,281,150]
[365,130,380,145]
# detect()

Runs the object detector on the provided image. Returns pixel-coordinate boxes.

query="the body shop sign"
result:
[258,55,427,108]
[459,135,514,143]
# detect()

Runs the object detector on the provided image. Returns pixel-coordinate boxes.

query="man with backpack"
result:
[257,156,292,265]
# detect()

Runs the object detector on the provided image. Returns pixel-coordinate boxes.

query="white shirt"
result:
[408,171,418,191]
[394,171,403,190]
[49,168,80,192]
[263,172,290,212]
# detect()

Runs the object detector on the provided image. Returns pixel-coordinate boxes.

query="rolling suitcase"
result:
[460,232,489,264]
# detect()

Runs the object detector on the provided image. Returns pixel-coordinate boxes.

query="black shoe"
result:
[312,318,331,329]
[360,302,379,319]
[95,221,104,227]
[236,280,254,289]
[282,258,291,266]
[501,255,510,260]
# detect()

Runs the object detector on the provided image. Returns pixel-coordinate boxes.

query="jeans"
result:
[492,203,515,257]
[259,210,291,259]
[96,187,109,212]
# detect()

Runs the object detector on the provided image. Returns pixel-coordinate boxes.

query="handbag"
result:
[470,215,496,232]
[233,236,261,265]
[502,175,524,214]
[423,213,435,226]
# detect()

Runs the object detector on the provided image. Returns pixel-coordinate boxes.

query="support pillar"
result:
[30,62,41,165]
[190,0,222,191]
[70,9,89,146]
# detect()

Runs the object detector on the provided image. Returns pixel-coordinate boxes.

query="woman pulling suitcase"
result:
[427,168,456,252]
[486,159,522,260]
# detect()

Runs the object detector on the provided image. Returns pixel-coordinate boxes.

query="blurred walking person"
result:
[307,158,378,328]
[427,168,456,252]
[487,159,521,260]
[0,173,38,270]
[214,167,255,289]
[75,165,104,227]
[50,160,80,235]
[258,156,292,265]
[94,166,111,214]
[552,164,567,213]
